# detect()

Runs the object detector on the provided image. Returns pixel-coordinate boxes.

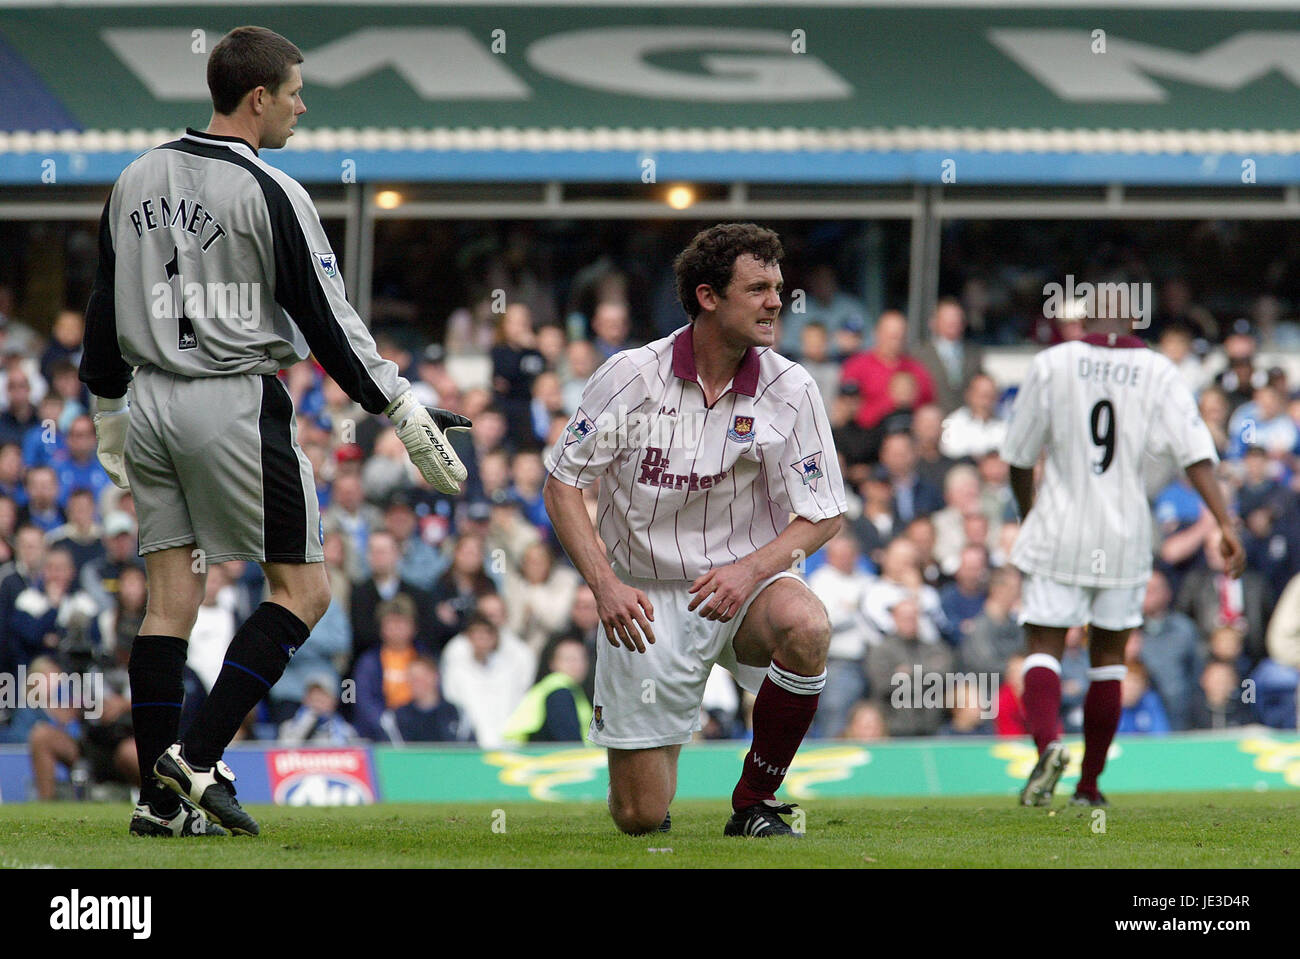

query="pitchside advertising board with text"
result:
[5,1,1300,183]
[264,747,378,805]
[1,733,1298,804]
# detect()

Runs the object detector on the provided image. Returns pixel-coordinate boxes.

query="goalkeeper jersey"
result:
[1001,333,1218,588]
[80,128,408,414]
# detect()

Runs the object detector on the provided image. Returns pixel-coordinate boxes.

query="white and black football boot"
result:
[1019,741,1070,807]
[724,800,800,838]
[154,744,260,836]
[129,797,229,837]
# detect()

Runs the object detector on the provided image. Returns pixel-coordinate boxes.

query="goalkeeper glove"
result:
[92,394,131,490]
[385,391,472,495]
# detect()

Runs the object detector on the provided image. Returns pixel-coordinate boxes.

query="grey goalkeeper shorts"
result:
[126,365,324,565]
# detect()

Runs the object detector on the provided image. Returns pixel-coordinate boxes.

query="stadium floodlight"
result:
[665,184,695,210]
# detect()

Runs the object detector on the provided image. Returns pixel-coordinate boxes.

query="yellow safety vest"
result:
[503,673,593,745]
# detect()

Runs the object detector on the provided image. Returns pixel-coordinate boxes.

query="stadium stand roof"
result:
[3,0,1300,185]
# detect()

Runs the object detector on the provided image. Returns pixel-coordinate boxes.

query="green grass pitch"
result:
[0,792,1295,868]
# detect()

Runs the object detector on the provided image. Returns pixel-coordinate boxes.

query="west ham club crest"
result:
[727,415,755,443]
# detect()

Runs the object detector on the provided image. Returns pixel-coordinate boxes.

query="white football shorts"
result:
[589,567,803,750]
[1018,572,1144,632]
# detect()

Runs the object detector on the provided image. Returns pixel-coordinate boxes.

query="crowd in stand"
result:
[2,258,1300,798]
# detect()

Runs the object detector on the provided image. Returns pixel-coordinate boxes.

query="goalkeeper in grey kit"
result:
[79,26,470,837]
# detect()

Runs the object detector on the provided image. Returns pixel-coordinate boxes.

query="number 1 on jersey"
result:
[164,246,199,351]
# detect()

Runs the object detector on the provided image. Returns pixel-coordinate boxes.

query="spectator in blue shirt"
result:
[1191,660,1253,730]
[1118,662,1171,735]
[269,598,353,723]
[510,450,551,541]
[382,491,448,592]
[1136,571,1203,731]
[381,655,465,743]
[1152,479,1210,597]
[20,394,65,468]
[529,371,566,447]
[8,547,101,669]
[491,303,546,444]
[39,312,84,386]
[939,544,989,645]
[46,360,87,432]
[0,441,26,506]
[0,365,38,449]
[352,596,433,740]
[278,676,358,745]
[1226,384,1297,461]
[0,525,45,670]
[1060,626,1091,733]
[50,415,110,508]
[590,300,636,362]
[779,264,870,356]
[1236,446,1283,517]
[0,494,14,558]
[283,358,325,421]
[17,466,62,534]
[46,488,105,578]
[79,511,142,614]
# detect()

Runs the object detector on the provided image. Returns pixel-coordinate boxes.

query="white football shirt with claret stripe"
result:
[545,324,847,581]
[1001,333,1218,588]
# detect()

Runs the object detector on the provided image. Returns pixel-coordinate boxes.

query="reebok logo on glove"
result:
[385,391,473,495]
[420,422,456,468]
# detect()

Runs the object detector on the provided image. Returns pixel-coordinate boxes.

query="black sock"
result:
[128,635,188,813]
[181,602,310,767]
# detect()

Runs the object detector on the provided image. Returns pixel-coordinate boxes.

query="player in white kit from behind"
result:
[544,224,847,837]
[1001,301,1244,807]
